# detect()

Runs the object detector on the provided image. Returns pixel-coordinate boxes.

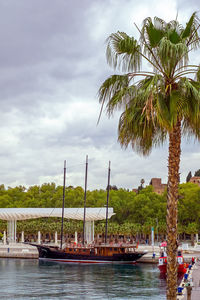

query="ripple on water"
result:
[0,259,166,299]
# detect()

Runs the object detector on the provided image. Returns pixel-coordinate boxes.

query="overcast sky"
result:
[0,0,200,191]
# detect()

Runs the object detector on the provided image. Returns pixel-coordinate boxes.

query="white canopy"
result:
[0,207,115,221]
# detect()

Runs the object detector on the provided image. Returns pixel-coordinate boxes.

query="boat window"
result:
[109,248,112,251]
[177,257,183,264]
[83,249,86,252]
[69,248,72,251]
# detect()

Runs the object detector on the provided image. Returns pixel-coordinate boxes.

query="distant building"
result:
[189,176,200,187]
[149,178,167,194]
[132,177,167,194]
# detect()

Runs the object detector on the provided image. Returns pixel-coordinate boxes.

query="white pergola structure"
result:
[0,208,115,244]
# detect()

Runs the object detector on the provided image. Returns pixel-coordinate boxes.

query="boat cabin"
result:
[64,245,136,256]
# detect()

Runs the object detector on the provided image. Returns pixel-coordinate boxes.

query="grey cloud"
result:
[177,0,200,9]
[0,0,100,108]
[0,0,92,67]
[0,0,200,190]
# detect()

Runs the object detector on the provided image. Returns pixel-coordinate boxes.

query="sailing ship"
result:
[31,158,147,264]
[33,243,145,264]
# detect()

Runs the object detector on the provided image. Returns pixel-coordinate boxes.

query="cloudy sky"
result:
[0,0,200,191]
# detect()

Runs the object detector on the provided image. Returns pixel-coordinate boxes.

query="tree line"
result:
[0,182,200,239]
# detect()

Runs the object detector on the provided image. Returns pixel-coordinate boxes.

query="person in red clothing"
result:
[191,257,195,265]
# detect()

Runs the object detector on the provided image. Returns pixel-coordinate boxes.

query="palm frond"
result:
[98,74,134,121]
[181,12,200,49]
[142,18,165,48]
[168,90,183,126]
[177,78,200,129]
[195,66,200,82]
[139,18,166,74]
[182,116,200,140]
[98,12,200,156]
[158,37,188,73]
[168,29,181,44]
[182,13,196,38]
[106,32,142,72]
[118,105,167,155]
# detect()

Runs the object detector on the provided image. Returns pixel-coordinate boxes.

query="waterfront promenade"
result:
[177,257,200,300]
[0,243,38,258]
[137,245,199,264]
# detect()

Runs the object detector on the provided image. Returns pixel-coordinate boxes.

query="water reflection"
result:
[0,259,166,299]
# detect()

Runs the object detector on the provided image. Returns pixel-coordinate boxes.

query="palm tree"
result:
[98,13,200,300]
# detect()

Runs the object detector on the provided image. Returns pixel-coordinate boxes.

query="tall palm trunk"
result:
[166,119,181,300]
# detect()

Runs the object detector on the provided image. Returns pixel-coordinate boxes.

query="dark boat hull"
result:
[35,245,145,264]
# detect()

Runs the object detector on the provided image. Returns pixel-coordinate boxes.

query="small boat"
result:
[31,158,147,264]
[158,250,188,274]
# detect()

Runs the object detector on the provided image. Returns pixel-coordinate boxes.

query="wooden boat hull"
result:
[34,245,145,264]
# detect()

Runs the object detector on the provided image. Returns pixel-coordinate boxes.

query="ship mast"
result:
[83,155,88,245]
[105,161,111,244]
[60,160,66,249]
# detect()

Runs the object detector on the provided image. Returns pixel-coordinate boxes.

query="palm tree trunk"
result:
[166,119,181,300]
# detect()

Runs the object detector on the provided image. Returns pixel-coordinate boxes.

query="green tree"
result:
[178,183,200,225]
[0,184,5,195]
[194,169,200,176]
[98,13,200,299]
[186,222,198,246]
[186,171,192,182]
[0,195,12,207]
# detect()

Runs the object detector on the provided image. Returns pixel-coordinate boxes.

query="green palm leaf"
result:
[106,32,141,72]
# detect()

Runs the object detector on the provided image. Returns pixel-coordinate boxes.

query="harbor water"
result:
[0,259,166,299]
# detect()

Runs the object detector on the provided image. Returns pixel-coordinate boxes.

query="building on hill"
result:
[132,178,167,194]
[189,176,200,187]
[149,178,167,194]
